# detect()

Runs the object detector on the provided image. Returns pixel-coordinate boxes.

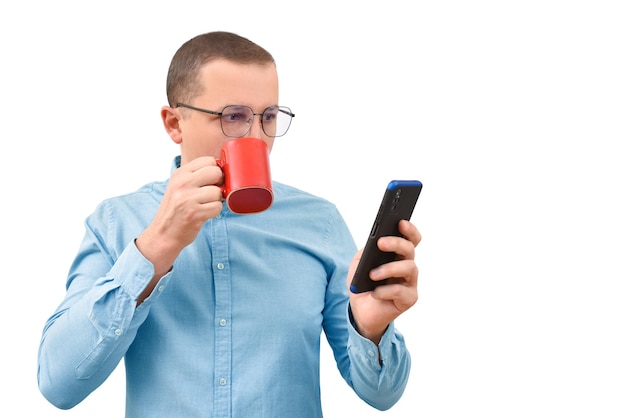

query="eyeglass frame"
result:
[175,103,295,138]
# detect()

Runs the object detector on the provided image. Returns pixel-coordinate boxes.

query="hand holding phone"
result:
[349,180,422,294]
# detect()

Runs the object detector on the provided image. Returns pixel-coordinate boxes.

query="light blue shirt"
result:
[38,157,411,417]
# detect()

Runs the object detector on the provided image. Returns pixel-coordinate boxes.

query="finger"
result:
[173,163,223,190]
[370,259,418,287]
[398,220,422,247]
[183,156,219,172]
[193,165,224,188]
[371,280,418,312]
[194,184,224,205]
[376,234,415,261]
[197,200,224,220]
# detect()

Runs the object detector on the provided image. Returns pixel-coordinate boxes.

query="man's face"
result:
[172,59,279,165]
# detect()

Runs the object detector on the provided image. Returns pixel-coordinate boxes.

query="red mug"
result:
[217,137,273,214]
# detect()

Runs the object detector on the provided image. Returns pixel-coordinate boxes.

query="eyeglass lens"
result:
[220,106,292,137]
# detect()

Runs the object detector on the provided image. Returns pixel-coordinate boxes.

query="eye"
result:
[262,107,279,123]
[222,106,252,123]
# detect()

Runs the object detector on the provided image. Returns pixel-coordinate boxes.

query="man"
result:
[38,31,421,417]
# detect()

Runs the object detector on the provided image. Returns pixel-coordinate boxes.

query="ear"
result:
[161,106,183,144]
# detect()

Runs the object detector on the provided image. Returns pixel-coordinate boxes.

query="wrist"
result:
[348,304,387,345]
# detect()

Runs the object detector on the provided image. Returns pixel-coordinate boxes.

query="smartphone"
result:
[349,180,423,294]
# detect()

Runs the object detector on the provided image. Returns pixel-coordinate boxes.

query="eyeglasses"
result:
[176,103,295,138]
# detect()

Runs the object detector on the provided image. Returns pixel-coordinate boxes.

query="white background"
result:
[1,1,625,416]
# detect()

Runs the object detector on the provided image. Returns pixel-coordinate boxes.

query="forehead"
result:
[196,59,279,107]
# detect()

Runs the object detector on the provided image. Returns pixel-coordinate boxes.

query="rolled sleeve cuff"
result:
[108,240,172,304]
[347,304,396,367]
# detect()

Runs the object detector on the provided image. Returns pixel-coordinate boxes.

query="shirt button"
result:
[114,329,122,336]
[367,350,376,357]
[157,285,165,292]
[219,319,227,327]
[219,378,227,386]
[216,262,225,270]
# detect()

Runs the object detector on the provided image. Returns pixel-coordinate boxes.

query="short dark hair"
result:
[166,31,275,106]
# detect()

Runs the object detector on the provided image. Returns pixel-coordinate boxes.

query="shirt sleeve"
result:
[321,207,411,411]
[37,208,171,409]
[346,306,411,410]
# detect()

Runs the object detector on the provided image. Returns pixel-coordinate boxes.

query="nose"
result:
[245,114,264,139]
